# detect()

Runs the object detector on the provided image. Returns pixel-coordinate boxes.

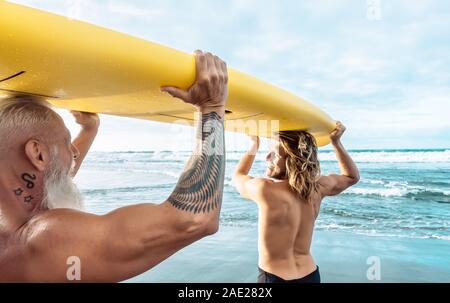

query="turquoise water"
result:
[75,149,450,282]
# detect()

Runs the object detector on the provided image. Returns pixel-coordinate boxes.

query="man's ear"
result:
[24,139,51,172]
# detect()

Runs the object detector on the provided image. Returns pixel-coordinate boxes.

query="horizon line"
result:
[88,148,450,153]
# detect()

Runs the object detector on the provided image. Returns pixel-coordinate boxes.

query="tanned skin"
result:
[0,50,228,282]
[233,122,359,280]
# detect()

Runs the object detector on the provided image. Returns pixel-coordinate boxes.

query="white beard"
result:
[43,154,84,210]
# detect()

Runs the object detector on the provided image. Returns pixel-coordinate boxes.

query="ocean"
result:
[74,149,450,282]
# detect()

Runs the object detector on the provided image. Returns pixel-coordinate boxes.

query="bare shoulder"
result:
[245,178,281,204]
[16,209,105,282]
[20,209,106,257]
[247,177,273,186]
[3,203,205,282]
[20,209,103,241]
[0,209,105,281]
[249,178,275,192]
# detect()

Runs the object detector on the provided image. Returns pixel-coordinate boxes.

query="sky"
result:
[8,0,450,150]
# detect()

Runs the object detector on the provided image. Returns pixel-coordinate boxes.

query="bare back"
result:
[257,179,322,280]
[233,123,360,282]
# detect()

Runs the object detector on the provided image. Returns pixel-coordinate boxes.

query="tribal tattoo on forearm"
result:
[168,112,225,213]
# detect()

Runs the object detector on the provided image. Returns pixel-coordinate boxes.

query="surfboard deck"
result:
[0,1,335,146]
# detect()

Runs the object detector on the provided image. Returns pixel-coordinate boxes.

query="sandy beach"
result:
[127,225,450,283]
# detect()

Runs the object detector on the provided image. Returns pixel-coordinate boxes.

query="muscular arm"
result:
[333,140,359,182]
[168,111,225,216]
[319,122,360,197]
[234,137,259,176]
[71,128,97,176]
[70,112,100,177]
[14,51,228,282]
[233,137,267,201]
[17,110,226,282]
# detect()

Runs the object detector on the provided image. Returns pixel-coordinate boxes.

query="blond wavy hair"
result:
[276,130,320,202]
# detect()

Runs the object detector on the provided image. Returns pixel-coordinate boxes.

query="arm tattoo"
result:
[168,112,225,213]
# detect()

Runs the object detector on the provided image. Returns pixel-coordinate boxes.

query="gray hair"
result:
[0,94,60,154]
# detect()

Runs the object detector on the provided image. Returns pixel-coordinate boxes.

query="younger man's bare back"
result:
[233,124,359,283]
[253,178,321,279]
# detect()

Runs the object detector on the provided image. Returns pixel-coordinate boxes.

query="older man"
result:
[0,50,228,282]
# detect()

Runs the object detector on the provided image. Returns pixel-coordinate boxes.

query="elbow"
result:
[182,215,219,239]
[201,214,220,236]
[203,221,219,236]
[192,220,219,239]
[350,174,360,185]
[353,168,361,184]
[198,213,220,237]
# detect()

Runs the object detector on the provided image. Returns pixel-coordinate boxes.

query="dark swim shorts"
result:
[257,266,321,283]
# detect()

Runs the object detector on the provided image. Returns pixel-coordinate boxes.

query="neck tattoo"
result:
[21,173,36,189]
[14,172,37,204]
[14,187,24,196]
[24,195,34,203]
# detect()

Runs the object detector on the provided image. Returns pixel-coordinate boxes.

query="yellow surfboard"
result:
[0,1,335,146]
